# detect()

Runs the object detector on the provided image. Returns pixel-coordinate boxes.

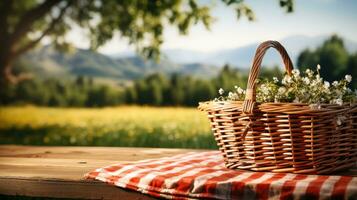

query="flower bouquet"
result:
[199,40,357,174]
[216,65,355,108]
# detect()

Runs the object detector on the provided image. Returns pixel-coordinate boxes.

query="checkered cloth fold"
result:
[85,151,357,200]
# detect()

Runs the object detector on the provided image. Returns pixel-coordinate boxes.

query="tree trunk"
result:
[0,43,32,88]
[0,44,13,88]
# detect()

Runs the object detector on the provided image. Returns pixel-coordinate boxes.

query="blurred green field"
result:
[0,106,217,149]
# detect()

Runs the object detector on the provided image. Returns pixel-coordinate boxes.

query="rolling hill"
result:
[15,45,218,83]
[14,35,357,85]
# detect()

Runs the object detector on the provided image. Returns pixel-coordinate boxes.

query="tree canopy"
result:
[297,34,356,88]
[0,0,293,85]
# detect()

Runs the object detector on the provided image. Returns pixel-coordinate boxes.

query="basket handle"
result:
[242,40,294,114]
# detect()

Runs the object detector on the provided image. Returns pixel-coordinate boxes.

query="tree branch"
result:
[13,2,72,57]
[4,67,33,84]
[10,0,63,46]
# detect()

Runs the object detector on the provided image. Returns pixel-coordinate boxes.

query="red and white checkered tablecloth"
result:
[85,151,357,200]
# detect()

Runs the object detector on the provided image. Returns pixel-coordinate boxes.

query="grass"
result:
[0,106,217,149]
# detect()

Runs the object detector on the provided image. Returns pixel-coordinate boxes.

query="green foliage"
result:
[260,65,284,80]
[128,72,217,106]
[169,74,186,105]
[279,0,294,12]
[347,53,357,88]
[297,49,319,70]
[1,0,292,62]
[125,87,138,104]
[192,79,216,103]
[0,0,294,85]
[124,64,283,106]
[297,35,354,83]
[86,85,118,107]
[213,64,247,92]
[319,36,349,78]
[0,63,285,107]
[0,77,123,107]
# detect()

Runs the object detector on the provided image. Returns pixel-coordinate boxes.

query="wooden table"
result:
[1,145,356,199]
[0,145,205,199]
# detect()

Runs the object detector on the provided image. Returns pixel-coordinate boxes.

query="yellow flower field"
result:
[0,106,216,149]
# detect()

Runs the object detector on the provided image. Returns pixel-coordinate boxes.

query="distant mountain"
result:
[17,45,128,79]
[160,35,357,68]
[15,45,218,84]
[15,35,357,85]
[116,57,218,78]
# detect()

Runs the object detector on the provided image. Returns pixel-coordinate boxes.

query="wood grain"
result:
[0,177,155,200]
[1,145,355,199]
[0,145,204,199]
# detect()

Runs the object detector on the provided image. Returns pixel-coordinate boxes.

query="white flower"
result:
[335,98,343,106]
[345,75,352,83]
[317,64,321,70]
[273,77,279,83]
[282,76,292,84]
[292,69,300,77]
[305,69,313,76]
[324,81,330,89]
[215,67,357,104]
[303,77,310,84]
[278,87,286,94]
[315,74,322,83]
[309,104,321,110]
[236,87,244,94]
[260,84,269,95]
[228,92,236,99]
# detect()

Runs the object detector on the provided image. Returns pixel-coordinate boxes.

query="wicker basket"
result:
[199,40,357,174]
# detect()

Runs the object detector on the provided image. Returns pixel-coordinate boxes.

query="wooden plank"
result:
[0,145,201,160]
[0,177,156,200]
[0,145,356,199]
[0,145,203,199]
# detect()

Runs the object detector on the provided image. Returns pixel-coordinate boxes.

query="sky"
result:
[64,0,357,55]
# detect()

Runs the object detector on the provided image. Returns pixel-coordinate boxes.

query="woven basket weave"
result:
[199,40,357,174]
